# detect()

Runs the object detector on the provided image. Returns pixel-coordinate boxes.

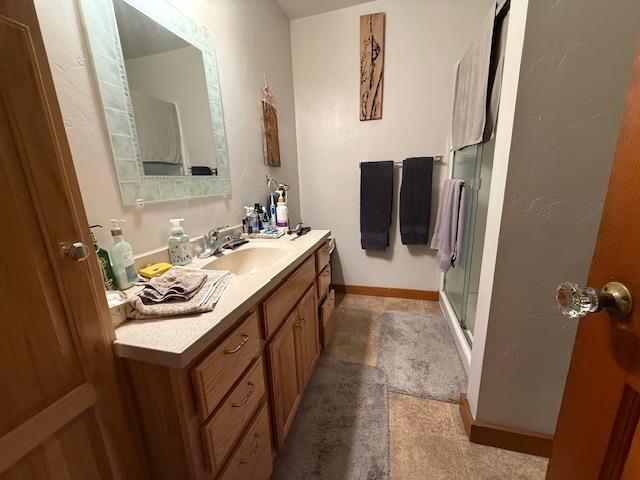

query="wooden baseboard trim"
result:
[333,284,439,301]
[459,394,553,458]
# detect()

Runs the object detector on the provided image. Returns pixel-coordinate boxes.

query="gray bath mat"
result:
[378,311,467,402]
[271,356,389,480]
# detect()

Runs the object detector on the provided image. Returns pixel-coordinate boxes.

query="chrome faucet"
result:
[198,225,230,258]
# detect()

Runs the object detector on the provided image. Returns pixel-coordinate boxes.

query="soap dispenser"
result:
[168,218,192,266]
[108,218,137,290]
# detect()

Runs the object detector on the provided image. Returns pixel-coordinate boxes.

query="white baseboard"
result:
[439,290,471,376]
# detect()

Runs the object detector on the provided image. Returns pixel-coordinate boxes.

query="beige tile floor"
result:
[325,293,549,480]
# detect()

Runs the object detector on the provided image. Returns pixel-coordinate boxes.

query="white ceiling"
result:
[277,0,377,19]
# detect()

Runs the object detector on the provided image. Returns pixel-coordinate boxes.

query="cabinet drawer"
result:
[262,256,315,338]
[201,357,266,472]
[219,403,273,480]
[315,241,331,274]
[320,289,336,349]
[317,264,331,300]
[192,312,262,418]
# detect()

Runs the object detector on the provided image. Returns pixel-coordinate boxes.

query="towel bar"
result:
[358,156,445,169]
[392,155,444,166]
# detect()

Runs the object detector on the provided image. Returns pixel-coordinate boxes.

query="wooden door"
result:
[548,49,640,478]
[267,309,302,449]
[0,2,146,478]
[295,286,320,389]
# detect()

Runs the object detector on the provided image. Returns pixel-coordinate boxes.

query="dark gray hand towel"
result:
[360,160,394,251]
[400,157,433,245]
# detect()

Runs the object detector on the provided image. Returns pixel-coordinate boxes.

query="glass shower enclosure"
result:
[443,137,495,344]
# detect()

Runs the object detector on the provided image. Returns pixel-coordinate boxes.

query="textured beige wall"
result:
[35,0,300,253]
[473,0,640,435]
[291,0,494,290]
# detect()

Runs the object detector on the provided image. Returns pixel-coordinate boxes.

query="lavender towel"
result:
[430,179,466,272]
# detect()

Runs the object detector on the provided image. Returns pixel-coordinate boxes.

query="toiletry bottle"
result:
[89,224,116,291]
[168,218,192,266]
[108,218,137,290]
[269,195,277,227]
[276,194,289,228]
[245,206,257,234]
[254,203,263,231]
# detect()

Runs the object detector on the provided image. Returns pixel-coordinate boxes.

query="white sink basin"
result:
[201,246,288,275]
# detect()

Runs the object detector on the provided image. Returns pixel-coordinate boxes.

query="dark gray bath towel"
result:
[400,157,433,244]
[360,160,394,251]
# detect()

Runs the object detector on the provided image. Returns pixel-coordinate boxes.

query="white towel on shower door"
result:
[451,7,495,150]
[131,90,183,165]
[430,179,465,272]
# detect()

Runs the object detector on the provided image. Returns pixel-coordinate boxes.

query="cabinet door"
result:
[267,310,303,448]
[295,285,320,389]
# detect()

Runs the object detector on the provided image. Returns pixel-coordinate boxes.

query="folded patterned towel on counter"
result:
[127,268,232,320]
[139,269,208,303]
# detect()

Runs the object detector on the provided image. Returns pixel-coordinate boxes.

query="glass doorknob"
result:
[557,281,633,318]
[63,241,90,262]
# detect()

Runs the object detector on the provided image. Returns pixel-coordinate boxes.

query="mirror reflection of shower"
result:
[113,0,218,176]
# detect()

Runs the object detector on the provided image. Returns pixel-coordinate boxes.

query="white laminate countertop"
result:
[113,230,331,368]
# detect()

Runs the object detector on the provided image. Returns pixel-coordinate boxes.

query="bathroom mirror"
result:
[80,0,230,204]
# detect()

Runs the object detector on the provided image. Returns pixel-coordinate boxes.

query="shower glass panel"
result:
[443,137,494,344]
[463,137,495,335]
[442,145,478,322]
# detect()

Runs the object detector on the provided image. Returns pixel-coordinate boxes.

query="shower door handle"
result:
[556,281,633,319]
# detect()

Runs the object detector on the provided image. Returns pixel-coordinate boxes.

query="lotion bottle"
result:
[108,218,137,290]
[276,194,288,228]
[168,218,192,266]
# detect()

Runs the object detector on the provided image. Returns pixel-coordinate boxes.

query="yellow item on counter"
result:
[139,262,173,278]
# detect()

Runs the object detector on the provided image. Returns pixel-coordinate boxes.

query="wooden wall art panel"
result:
[360,12,385,121]
[262,100,281,167]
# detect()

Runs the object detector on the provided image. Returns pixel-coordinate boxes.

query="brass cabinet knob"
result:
[556,281,633,318]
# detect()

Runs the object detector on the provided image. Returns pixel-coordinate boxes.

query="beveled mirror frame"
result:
[80,0,230,205]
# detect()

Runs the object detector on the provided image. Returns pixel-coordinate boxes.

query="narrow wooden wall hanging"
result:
[360,12,385,121]
[261,77,281,167]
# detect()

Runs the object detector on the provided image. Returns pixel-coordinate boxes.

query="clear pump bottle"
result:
[108,219,137,290]
[168,218,192,266]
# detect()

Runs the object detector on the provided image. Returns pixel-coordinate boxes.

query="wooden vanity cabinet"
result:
[268,283,320,448]
[267,303,304,448]
[320,289,336,348]
[296,285,320,389]
[218,403,273,480]
[315,239,336,349]
[121,243,330,479]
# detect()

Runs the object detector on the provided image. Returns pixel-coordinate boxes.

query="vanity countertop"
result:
[113,229,331,368]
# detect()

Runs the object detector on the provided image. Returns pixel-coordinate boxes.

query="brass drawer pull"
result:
[239,434,262,464]
[295,318,306,328]
[224,334,249,354]
[232,382,255,407]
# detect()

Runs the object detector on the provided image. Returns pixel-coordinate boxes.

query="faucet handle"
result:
[208,224,230,238]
